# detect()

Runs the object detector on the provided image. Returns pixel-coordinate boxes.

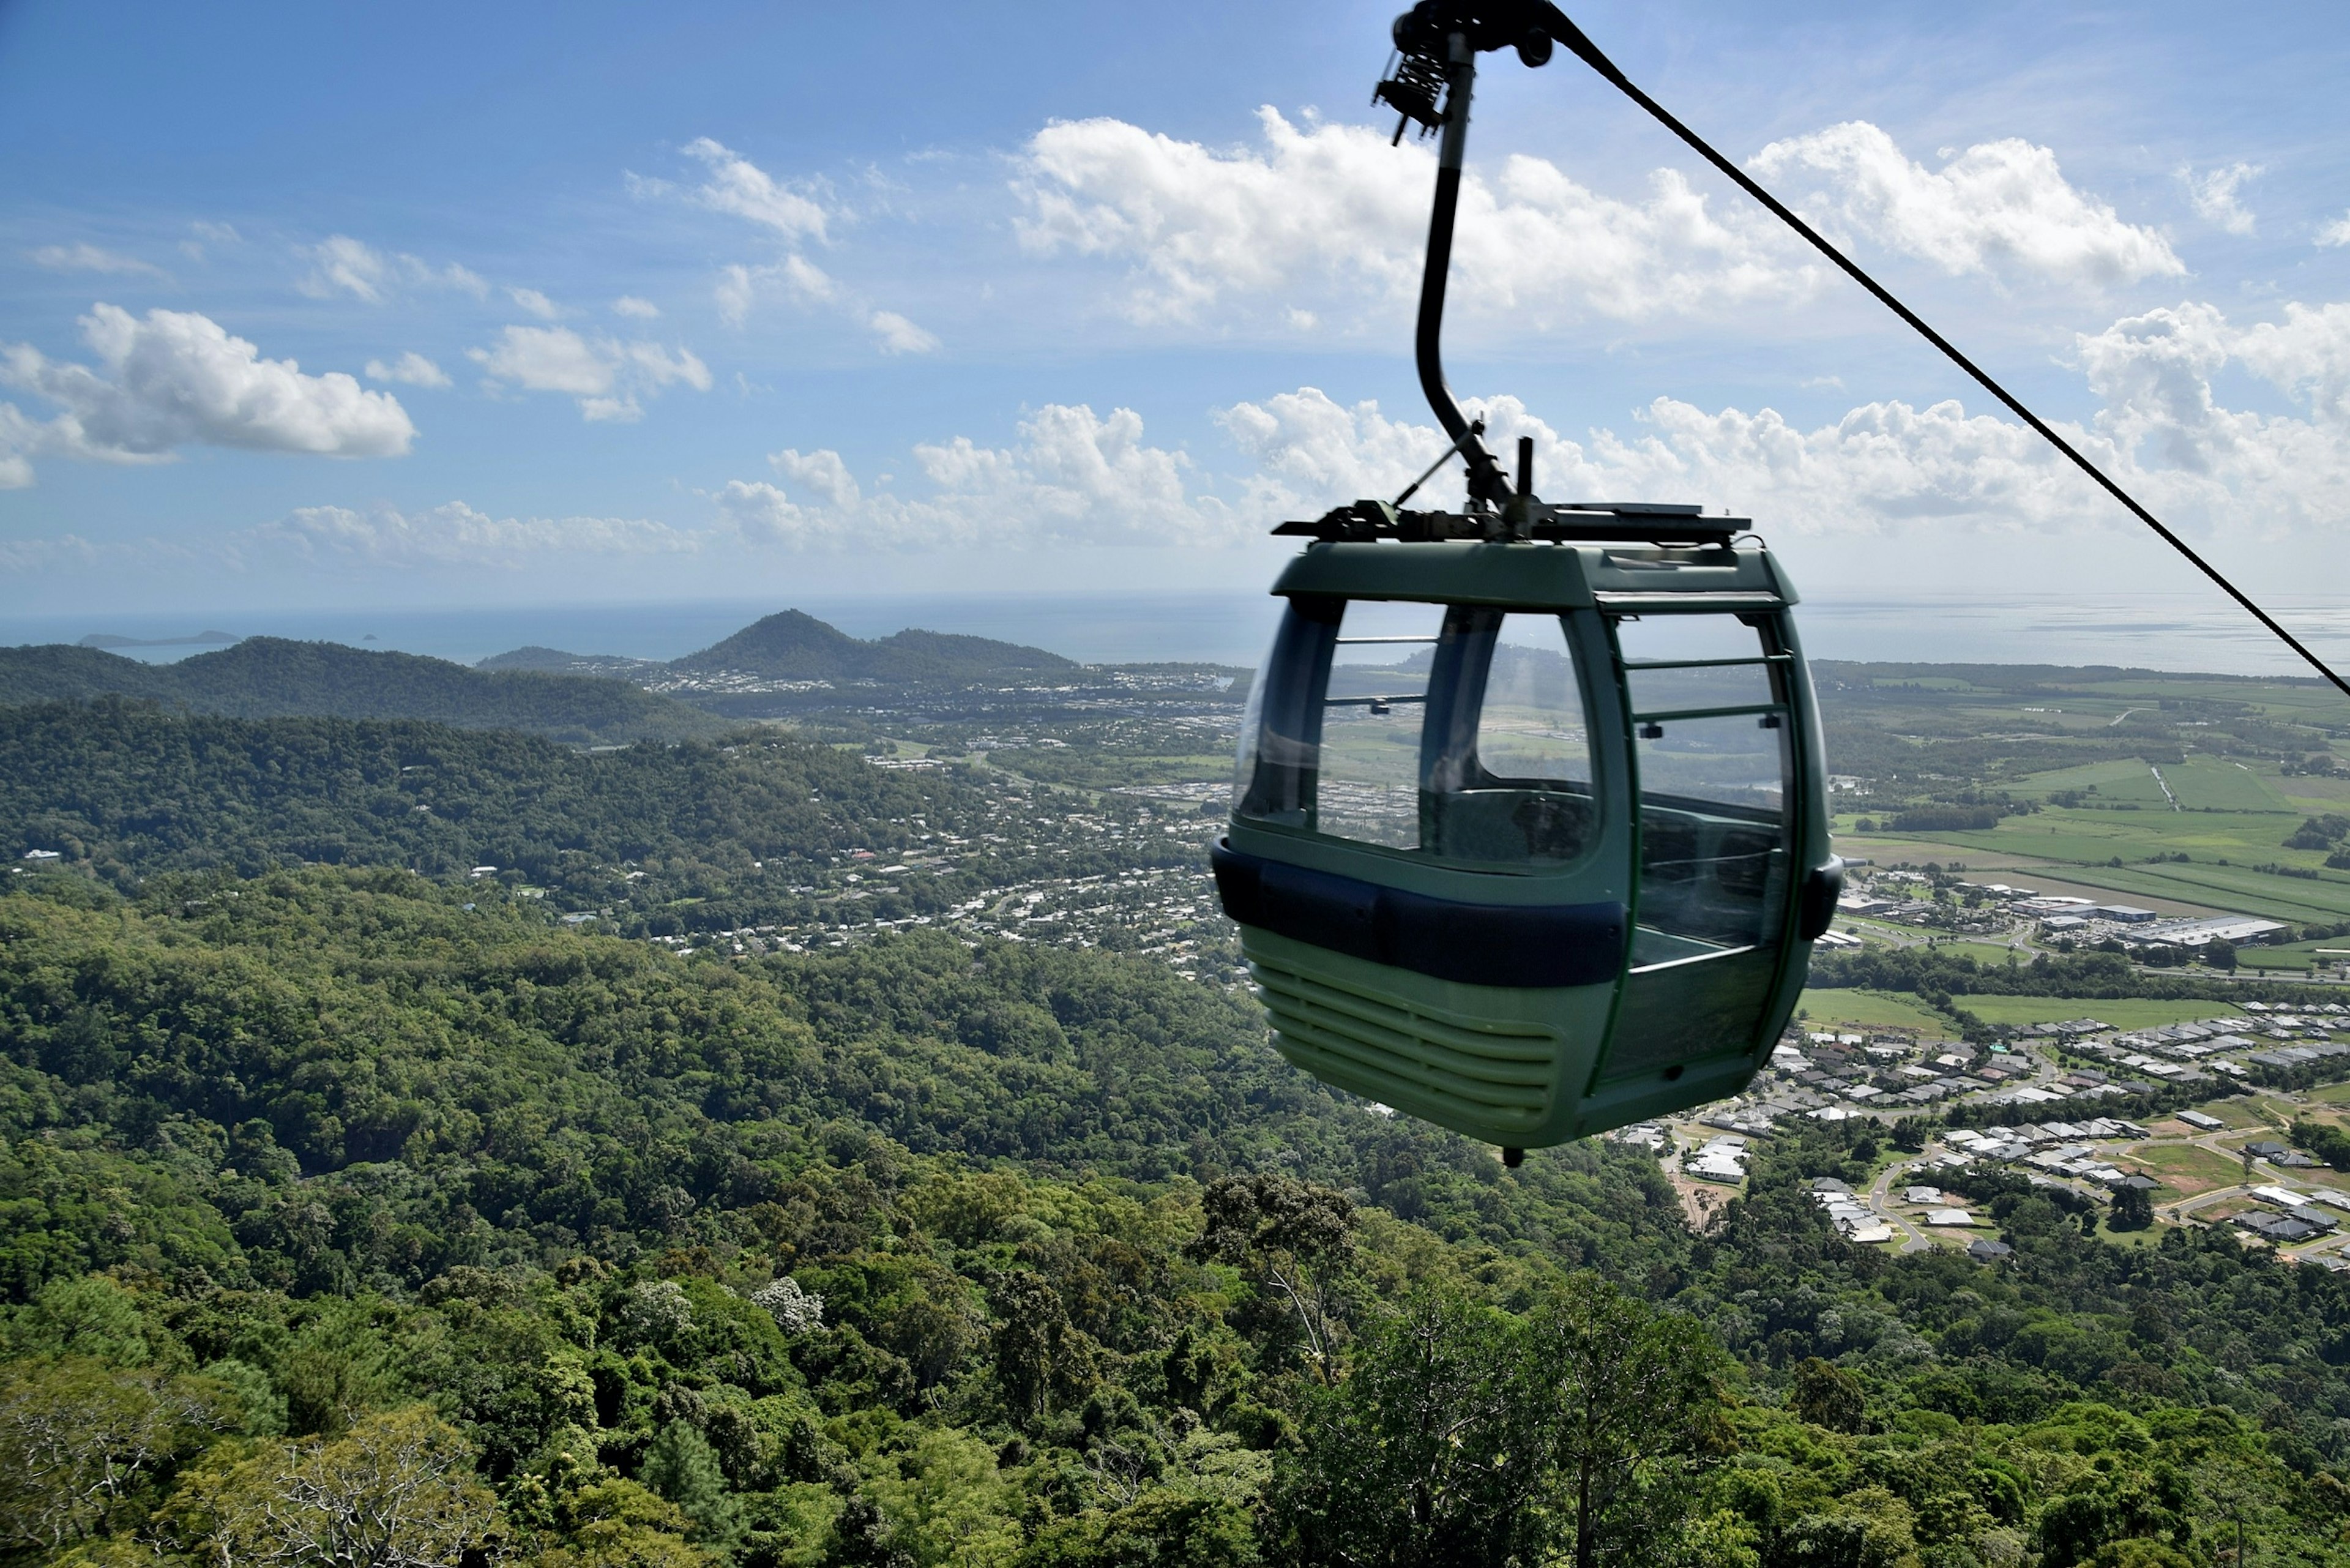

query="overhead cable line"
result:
[1509,4,2349,702]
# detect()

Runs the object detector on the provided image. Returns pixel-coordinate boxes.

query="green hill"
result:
[0,698,950,897]
[668,610,1078,684]
[0,637,717,743]
[472,644,659,679]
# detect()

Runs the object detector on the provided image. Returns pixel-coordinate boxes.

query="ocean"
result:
[2,590,2345,680]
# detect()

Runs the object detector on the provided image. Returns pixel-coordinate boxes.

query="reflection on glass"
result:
[1607,608,1796,1077]
[1475,619,1591,785]
[1317,700,1427,848]
[1635,714,1789,950]
[1425,611,1597,864]
[1625,659,1774,715]
[1233,600,1598,865]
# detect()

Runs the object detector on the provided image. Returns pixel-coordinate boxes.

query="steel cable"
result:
[1535,6,2350,700]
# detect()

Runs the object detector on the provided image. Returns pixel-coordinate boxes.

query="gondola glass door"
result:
[1602,610,1797,1081]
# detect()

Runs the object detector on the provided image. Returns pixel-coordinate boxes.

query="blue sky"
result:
[3,0,2348,666]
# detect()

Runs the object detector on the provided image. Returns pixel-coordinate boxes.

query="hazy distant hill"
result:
[472,644,659,678]
[668,608,1080,683]
[0,637,719,744]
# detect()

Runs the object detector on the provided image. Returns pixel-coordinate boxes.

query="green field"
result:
[1795,988,1957,1033]
[1949,995,2245,1029]
[1931,940,2027,965]
[1882,805,2350,924]
[2009,760,2168,799]
[2284,774,2350,807]
[2121,1141,2245,1197]
[2155,1098,2264,1130]
[2162,758,2294,812]
[2239,933,2350,974]
[2238,948,2319,972]
[2010,757,2292,813]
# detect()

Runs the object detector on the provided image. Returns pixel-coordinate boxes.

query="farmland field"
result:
[2161,757,2293,812]
[1874,810,2350,923]
[1794,988,1956,1034]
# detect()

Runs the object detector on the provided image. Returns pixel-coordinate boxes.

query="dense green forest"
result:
[0,641,718,744]
[2,868,2349,1564]
[0,699,1197,939]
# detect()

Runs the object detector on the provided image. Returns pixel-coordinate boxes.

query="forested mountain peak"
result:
[472,644,652,674]
[670,610,1077,683]
[871,626,1077,676]
[0,638,717,744]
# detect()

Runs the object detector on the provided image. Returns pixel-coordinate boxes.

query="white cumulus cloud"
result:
[1215,384,2100,543]
[297,235,489,303]
[716,310,2350,554]
[1215,295,2350,547]
[714,255,843,326]
[769,446,860,508]
[0,304,414,482]
[613,296,662,319]
[870,310,939,354]
[679,136,833,242]
[1749,122,2183,287]
[652,138,934,354]
[365,351,451,388]
[28,243,170,280]
[2316,212,2350,248]
[720,404,1228,550]
[1016,107,1818,329]
[2181,162,2261,236]
[714,479,810,544]
[509,287,561,319]
[468,325,711,422]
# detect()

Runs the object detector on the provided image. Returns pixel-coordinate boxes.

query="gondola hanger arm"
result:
[1379,1,2350,701]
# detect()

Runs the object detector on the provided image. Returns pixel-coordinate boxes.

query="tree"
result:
[1519,1278,1733,1568]
[1016,1491,1257,1568]
[2204,938,2237,973]
[529,1476,710,1568]
[0,1359,230,1553]
[171,1405,501,1567]
[1276,1293,1540,1568]
[2035,1463,2193,1568]
[641,1419,742,1551]
[864,1428,1020,1568]
[992,1270,1096,1425]
[2291,1118,2350,1172]
[1188,1174,1356,1384]
[1789,1357,1866,1433]
[2108,1185,2155,1232]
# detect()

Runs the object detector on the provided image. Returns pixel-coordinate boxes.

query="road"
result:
[1867,1157,1935,1253]
[2128,1110,2350,1264]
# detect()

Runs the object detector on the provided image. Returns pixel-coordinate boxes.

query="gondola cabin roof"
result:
[1269,536,1800,612]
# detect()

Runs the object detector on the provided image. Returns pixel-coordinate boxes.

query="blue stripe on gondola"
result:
[1211,838,1625,990]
